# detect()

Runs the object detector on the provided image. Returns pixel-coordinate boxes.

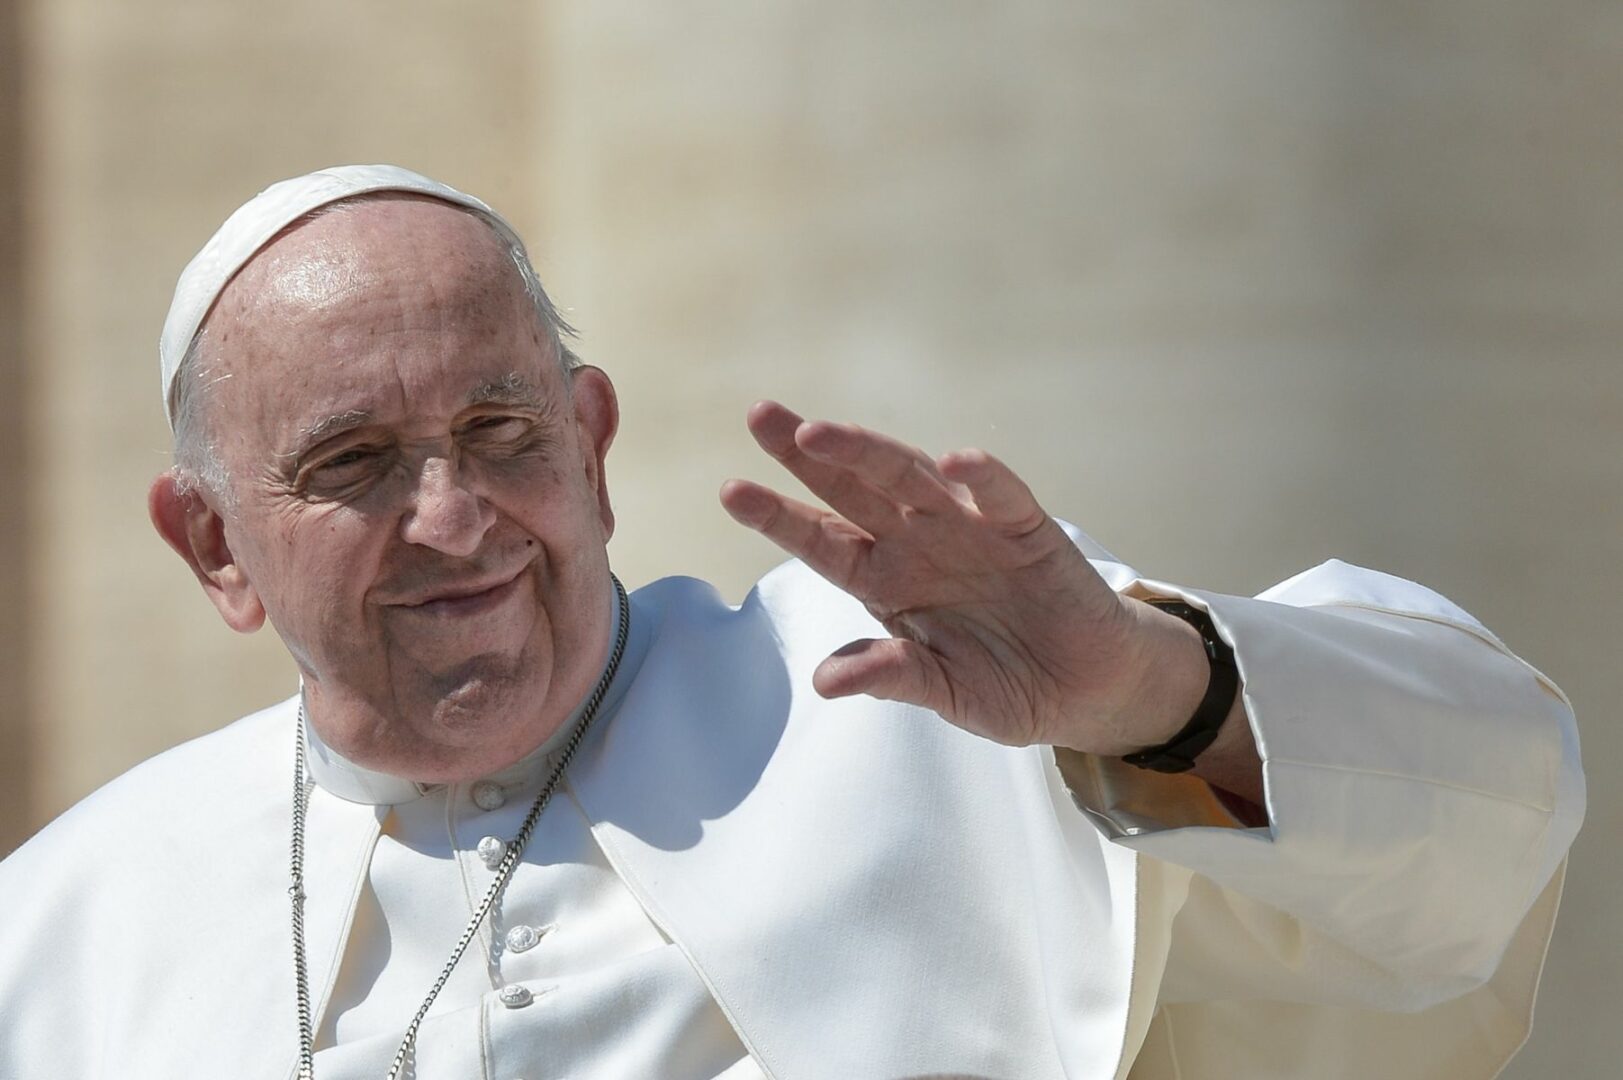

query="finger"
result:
[793,419,965,516]
[719,478,870,591]
[745,401,905,533]
[938,448,1047,532]
[812,637,950,713]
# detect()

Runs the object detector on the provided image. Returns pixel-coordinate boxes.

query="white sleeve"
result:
[1055,548,1584,1013]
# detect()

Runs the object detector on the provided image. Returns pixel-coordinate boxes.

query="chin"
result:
[432,670,525,722]
[425,657,548,740]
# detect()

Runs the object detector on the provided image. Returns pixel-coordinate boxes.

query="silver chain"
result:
[291,575,631,1080]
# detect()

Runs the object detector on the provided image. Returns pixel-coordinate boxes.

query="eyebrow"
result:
[283,409,374,460]
[466,373,548,411]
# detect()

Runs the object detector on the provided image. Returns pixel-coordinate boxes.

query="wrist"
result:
[1073,597,1210,758]
[1123,598,1246,777]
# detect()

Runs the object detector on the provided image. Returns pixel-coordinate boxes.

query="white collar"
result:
[302,582,647,806]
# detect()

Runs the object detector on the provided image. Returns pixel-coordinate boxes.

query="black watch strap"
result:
[1121,600,1239,774]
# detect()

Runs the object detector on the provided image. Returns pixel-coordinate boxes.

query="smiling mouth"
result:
[396,570,526,618]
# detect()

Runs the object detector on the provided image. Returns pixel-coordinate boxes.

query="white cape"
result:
[0,534,1584,1078]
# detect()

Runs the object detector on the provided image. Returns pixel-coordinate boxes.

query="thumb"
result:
[813,637,950,713]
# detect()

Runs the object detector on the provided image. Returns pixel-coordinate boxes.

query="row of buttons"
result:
[471,778,546,1013]
[473,831,546,954]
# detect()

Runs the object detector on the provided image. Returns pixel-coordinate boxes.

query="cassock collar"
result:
[302,581,648,806]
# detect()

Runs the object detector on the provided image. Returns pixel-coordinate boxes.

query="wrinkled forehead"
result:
[159,164,529,428]
[212,196,518,330]
[204,204,554,451]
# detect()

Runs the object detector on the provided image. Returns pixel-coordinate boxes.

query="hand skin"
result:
[720,400,1265,811]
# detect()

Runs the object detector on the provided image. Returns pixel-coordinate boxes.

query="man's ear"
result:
[569,365,620,539]
[148,472,266,633]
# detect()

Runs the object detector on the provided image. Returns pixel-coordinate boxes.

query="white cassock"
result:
[0,528,1584,1079]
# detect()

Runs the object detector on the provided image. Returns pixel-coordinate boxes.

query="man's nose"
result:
[399,457,496,557]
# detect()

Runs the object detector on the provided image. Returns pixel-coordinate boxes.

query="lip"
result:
[390,567,527,617]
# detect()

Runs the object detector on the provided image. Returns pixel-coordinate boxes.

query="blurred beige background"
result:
[2,1,1618,1074]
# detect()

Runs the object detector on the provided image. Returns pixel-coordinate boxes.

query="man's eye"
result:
[314,448,381,473]
[463,416,529,439]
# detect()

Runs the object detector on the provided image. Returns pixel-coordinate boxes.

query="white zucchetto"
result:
[157,164,525,428]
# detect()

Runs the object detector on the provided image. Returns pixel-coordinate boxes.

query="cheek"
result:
[258,516,386,633]
[486,461,595,531]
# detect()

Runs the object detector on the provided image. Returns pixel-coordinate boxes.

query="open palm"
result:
[719,400,1178,755]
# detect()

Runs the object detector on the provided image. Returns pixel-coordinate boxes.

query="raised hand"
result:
[719,400,1214,758]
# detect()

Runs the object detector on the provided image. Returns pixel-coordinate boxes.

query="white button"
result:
[505,924,542,953]
[471,781,506,811]
[476,835,506,869]
[497,983,533,1009]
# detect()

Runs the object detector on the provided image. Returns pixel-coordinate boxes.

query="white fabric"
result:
[157,165,524,426]
[310,756,757,1078]
[0,537,1584,1078]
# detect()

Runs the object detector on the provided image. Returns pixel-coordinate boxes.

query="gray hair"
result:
[168,198,580,509]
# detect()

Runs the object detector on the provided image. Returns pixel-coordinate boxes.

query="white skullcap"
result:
[158,163,526,428]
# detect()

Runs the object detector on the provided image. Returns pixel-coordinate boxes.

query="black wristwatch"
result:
[1120,600,1239,773]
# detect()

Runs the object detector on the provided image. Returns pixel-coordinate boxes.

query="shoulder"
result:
[1,695,295,889]
[0,697,302,1075]
[631,558,879,649]
[628,535,1133,656]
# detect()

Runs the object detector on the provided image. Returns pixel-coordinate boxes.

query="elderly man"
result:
[0,166,1584,1079]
